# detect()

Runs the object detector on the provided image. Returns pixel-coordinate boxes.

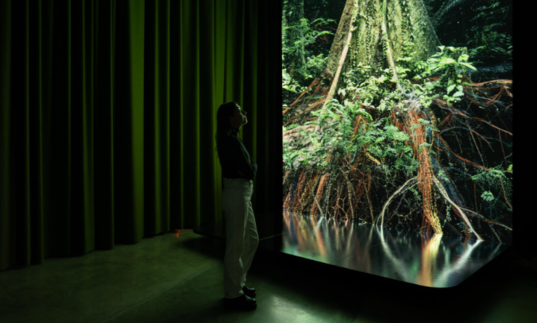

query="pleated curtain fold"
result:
[0,0,282,271]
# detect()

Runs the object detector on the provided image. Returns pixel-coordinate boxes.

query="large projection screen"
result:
[282,0,513,245]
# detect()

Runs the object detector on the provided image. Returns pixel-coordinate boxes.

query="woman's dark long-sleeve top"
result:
[217,133,258,180]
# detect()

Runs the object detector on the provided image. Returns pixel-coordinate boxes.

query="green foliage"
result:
[396,40,430,78]
[428,46,475,79]
[282,16,336,103]
[286,17,337,46]
[391,41,477,108]
[470,165,512,211]
[409,186,422,200]
[349,64,398,109]
[310,99,418,176]
[283,124,300,131]
[471,165,508,183]
[437,168,450,183]
[481,191,494,202]
[283,144,303,174]
[283,95,421,177]
[426,46,477,104]
[466,1,512,64]
[339,63,370,104]
[425,0,512,66]
[282,66,304,94]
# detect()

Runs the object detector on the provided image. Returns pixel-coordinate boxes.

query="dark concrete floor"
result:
[0,229,535,323]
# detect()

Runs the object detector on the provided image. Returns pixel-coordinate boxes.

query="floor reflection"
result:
[259,211,510,288]
[193,211,510,288]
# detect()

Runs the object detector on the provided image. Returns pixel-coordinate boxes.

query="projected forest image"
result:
[282,0,513,244]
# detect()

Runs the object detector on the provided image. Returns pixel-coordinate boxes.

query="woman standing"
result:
[215,101,259,311]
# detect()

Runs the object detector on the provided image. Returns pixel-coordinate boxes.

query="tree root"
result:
[432,174,484,241]
[375,176,418,227]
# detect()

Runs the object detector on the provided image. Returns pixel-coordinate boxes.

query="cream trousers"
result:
[222,178,259,299]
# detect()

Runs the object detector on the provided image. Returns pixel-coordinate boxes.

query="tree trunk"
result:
[284,0,357,128]
[285,0,441,126]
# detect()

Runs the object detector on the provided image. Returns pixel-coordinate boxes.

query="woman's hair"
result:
[215,101,239,159]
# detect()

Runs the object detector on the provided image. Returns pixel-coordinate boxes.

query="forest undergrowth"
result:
[283,41,513,244]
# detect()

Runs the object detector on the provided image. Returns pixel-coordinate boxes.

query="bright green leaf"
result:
[459,62,477,71]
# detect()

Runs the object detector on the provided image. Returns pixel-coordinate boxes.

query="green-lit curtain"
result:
[0,0,282,271]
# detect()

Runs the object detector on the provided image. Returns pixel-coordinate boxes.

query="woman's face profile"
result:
[228,104,248,129]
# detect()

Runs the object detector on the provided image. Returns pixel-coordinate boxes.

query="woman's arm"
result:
[237,158,251,177]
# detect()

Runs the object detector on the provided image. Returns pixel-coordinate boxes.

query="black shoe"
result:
[242,286,256,298]
[223,294,257,311]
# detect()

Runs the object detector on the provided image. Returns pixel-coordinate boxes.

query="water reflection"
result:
[262,211,509,288]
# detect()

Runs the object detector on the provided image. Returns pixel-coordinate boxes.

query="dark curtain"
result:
[0,0,282,271]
